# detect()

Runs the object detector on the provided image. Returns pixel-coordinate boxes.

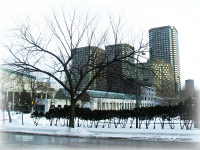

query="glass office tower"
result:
[71,46,107,91]
[149,26,181,95]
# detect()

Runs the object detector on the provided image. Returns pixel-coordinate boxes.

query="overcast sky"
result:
[0,0,200,89]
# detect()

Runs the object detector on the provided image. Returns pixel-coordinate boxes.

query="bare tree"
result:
[2,8,149,128]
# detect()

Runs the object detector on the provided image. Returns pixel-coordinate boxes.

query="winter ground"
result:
[0,111,200,143]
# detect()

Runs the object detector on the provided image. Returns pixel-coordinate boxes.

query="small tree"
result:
[166,105,177,129]
[31,111,44,126]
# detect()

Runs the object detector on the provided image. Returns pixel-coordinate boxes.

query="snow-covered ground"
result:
[0,111,200,143]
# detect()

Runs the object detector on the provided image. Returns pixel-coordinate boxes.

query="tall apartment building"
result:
[71,46,107,91]
[105,44,135,93]
[149,26,181,95]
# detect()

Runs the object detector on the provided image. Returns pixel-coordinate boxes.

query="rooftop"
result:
[55,89,136,100]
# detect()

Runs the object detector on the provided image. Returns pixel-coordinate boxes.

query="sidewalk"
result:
[1,122,200,143]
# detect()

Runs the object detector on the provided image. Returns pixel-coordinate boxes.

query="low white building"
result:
[46,87,162,112]
[81,90,136,110]
[54,89,136,111]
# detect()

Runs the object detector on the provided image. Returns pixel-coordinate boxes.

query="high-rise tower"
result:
[149,26,181,95]
[105,44,135,93]
[71,46,107,91]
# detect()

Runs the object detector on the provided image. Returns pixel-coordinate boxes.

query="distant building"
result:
[184,79,195,99]
[149,26,181,95]
[105,44,135,93]
[71,46,107,91]
[185,79,194,90]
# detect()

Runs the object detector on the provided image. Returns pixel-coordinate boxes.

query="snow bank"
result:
[56,128,92,137]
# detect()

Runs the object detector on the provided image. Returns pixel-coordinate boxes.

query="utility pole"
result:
[136,84,140,128]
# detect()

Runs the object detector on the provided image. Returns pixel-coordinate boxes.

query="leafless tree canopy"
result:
[2,8,149,127]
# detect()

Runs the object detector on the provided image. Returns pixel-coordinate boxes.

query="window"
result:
[120,103,124,110]
[102,103,105,110]
[98,103,101,110]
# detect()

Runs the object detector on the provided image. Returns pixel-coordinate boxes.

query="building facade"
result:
[71,46,107,91]
[0,68,36,111]
[132,59,175,98]
[185,79,194,91]
[81,90,136,110]
[149,26,181,95]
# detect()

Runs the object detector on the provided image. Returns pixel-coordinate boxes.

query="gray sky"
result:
[1,0,200,89]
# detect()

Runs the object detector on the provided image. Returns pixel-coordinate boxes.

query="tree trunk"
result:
[69,100,75,128]
[3,109,5,124]
[7,105,12,123]
[22,112,24,125]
